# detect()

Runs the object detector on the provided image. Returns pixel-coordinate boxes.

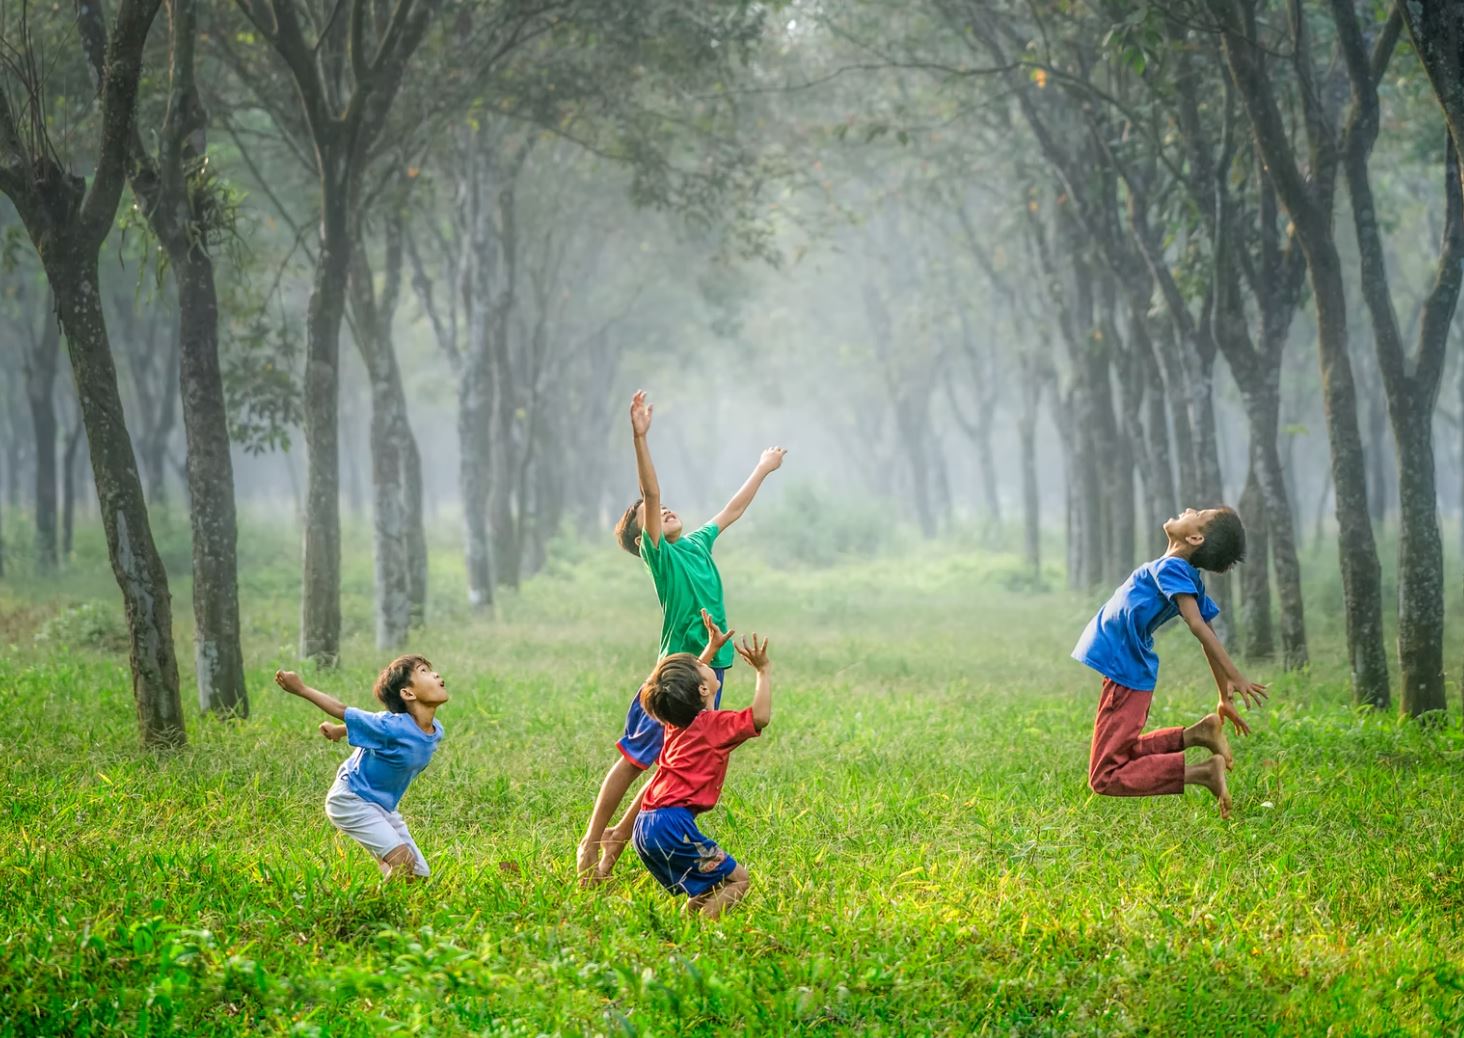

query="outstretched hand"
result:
[701,608,735,656]
[275,670,306,696]
[630,390,653,437]
[1226,677,1268,710]
[758,446,788,472]
[1217,695,1251,736]
[735,634,771,672]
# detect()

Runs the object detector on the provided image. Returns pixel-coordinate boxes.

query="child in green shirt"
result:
[577,389,785,883]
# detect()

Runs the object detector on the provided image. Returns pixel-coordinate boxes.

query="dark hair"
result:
[614,497,643,556]
[639,653,707,728]
[1190,507,1246,573]
[374,654,432,713]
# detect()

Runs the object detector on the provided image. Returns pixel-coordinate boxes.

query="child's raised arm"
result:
[630,390,663,546]
[735,634,773,731]
[275,670,348,720]
[1176,597,1268,733]
[698,608,735,665]
[710,447,787,534]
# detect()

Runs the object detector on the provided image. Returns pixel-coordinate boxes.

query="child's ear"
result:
[1186,531,1205,547]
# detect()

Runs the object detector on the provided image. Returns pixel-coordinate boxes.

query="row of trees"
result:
[787,0,1464,717]
[0,0,769,745]
[3,1,1463,748]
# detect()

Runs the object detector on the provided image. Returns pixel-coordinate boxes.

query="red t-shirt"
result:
[642,707,760,813]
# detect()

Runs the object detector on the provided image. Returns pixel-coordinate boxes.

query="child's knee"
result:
[726,864,750,889]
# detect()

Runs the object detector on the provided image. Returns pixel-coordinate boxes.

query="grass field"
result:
[2,514,1463,1036]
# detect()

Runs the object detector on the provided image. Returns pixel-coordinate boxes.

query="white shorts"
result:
[325,779,430,877]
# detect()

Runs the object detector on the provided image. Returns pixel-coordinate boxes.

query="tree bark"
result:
[348,240,419,649]
[1237,460,1273,659]
[23,302,60,570]
[300,191,351,663]
[56,254,185,745]
[62,414,84,559]
[175,250,248,716]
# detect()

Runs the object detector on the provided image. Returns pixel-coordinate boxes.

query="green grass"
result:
[1,515,1463,1036]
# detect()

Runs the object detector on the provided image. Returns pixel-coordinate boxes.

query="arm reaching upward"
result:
[735,634,773,731]
[275,670,348,720]
[711,447,787,534]
[630,390,662,547]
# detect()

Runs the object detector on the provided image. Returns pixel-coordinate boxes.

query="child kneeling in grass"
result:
[1072,507,1267,818]
[275,657,448,880]
[633,628,772,919]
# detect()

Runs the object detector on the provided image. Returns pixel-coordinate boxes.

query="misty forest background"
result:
[4,1,1464,1034]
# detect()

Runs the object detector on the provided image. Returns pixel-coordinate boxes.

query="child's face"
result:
[1164,507,1222,548]
[402,662,449,707]
[637,502,683,541]
[696,661,718,708]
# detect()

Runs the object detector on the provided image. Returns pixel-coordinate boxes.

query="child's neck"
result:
[405,701,438,734]
[1162,540,1195,561]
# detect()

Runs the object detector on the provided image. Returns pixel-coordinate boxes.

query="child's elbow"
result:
[753,709,772,731]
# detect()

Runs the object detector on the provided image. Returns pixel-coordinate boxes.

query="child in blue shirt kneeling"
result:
[275,656,448,880]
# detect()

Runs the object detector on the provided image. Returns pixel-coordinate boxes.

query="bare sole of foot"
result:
[1198,712,1233,770]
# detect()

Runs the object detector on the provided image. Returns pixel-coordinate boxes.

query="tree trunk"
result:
[1018,400,1041,579]
[53,253,184,746]
[1395,408,1446,715]
[349,253,417,650]
[1237,460,1273,659]
[1311,247,1391,707]
[24,302,61,571]
[62,415,85,558]
[459,344,495,610]
[300,195,351,665]
[175,250,248,716]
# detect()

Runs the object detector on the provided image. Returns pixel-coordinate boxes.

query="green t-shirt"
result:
[640,522,734,669]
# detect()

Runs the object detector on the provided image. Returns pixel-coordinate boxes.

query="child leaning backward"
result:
[275,657,448,879]
[634,616,772,919]
[1071,507,1267,818]
[577,389,785,883]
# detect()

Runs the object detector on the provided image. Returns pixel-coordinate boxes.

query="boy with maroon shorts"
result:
[1072,507,1267,818]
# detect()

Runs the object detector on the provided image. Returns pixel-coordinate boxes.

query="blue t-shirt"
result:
[336,707,442,812]
[1071,556,1221,691]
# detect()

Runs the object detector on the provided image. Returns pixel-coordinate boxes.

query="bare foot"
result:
[576,838,601,886]
[1189,755,1232,819]
[1186,713,1233,770]
[595,830,630,882]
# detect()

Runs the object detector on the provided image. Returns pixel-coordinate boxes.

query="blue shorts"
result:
[632,806,739,897]
[617,667,725,770]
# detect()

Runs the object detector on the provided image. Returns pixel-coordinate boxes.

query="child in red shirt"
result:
[632,631,772,918]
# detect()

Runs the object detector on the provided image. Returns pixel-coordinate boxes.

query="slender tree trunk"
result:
[300,192,350,664]
[349,263,416,648]
[1018,401,1041,578]
[1311,247,1391,707]
[175,250,248,716]
[53,252,184,745]
[1238,460,1273,658]
[24,306,60,570]
[489,336,521,588]
[1394,408,1446,715]
[62,405,83,560]
[459,346,494,610]
[405,442,427,627]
